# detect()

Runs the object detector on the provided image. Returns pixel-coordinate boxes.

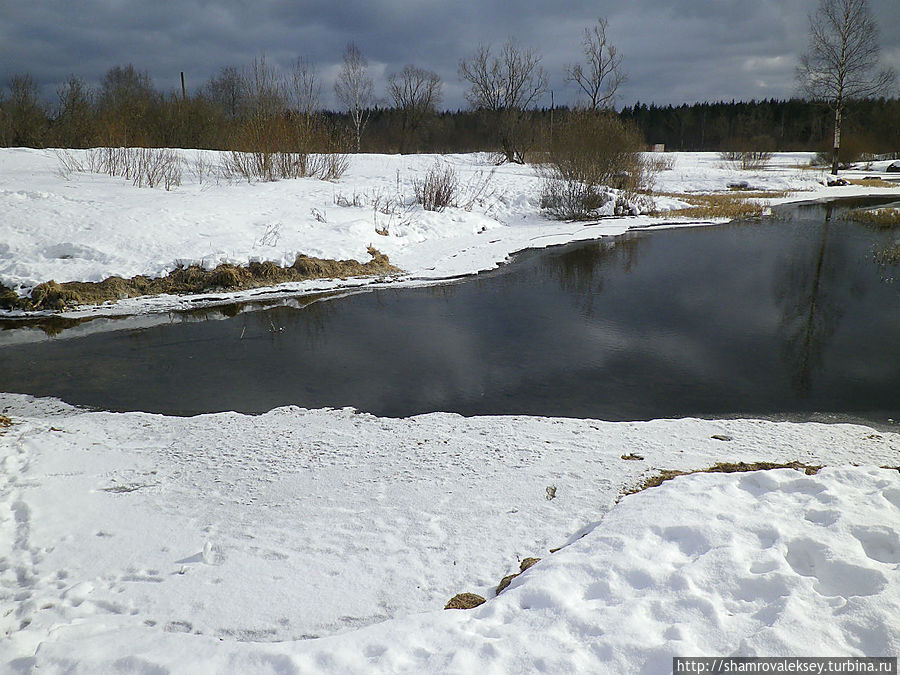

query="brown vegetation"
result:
[624,461,823,496]
[495,557,542,596]
[662,191,791,219]
[1,248,398,312]
[874,243,900,267]
[444,593,486,610]
[847,178,897,188]
[845,207,900,226]
[542,111,651,220]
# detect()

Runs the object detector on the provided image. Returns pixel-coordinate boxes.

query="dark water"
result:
[2,198,899,422]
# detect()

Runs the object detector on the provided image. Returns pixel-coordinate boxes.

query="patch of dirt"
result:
[0,247,399,312]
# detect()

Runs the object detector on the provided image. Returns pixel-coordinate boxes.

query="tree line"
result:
[619,98,900,157]
[0,1,895,164]
[3,65,898,158]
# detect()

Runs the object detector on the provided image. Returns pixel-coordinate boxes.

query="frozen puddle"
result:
[1,394,898,672]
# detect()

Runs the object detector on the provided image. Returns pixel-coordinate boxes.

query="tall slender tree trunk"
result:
[831,106,842,175]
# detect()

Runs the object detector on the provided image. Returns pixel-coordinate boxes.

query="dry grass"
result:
[846,207,900,227]
[1,248,399,312]
[624,460,823,496]
[848,178,898,188]
[875,244,900,267]
[0,414,12,430]
[661,191,790,219]
[444,593,486,610]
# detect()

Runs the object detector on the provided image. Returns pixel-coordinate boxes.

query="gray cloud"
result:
[1,0,898,109]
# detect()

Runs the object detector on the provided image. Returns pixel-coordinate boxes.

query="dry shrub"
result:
[645,153,675,172]
[222,115,350,182]
[719,136,775,170]
[76,146,182,189]
[414,161,459,212]
[542,110,652,220]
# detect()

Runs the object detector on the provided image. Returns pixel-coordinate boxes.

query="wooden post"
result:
[181,72,186,101]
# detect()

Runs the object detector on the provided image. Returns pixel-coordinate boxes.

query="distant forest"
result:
[1,70,898,159]
[357,98,900,158]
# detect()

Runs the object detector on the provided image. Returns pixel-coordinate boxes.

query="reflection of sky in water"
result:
[1,204,899,423]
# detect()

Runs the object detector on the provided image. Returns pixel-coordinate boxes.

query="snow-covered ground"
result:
[3,151,899,672]
[0,394,898,673]
[2,148,898,318]
[0,395,900,673]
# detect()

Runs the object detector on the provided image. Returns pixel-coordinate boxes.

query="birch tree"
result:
[334,42,374,152]
[797,0,895,174]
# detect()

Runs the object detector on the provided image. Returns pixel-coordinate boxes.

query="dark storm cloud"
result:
[1,0,898,109]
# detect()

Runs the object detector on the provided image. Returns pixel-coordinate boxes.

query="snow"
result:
[3,149,900,672]
[1,394,898,673]
[2,148,898,318]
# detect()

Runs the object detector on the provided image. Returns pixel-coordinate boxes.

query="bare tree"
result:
[458,38,548,163]
[565,17,627,111]
[53,75,95,147]
[334,42,374,152]
[242,55,285,121]
[98,64,157,145]
[797,0,895,174]
[288,56,321,130]
[387,64,442,153]
[205,66,244,120]
[0,74,47,147]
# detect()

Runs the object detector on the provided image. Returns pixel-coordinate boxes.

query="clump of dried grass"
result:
[664,193,771,219]
[874,244,900,267]
[624,461,823,496]
[13,248,399,311]
[847,178,897,188]
[846,207,900,227]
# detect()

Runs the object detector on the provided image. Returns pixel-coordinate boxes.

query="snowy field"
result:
[3,150,900,672]
[1,394,898,673]
[2,148,898,318]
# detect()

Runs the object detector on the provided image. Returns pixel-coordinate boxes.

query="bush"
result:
[718,136,774,170]
[222,116,350,182]
[542,111,651,220]
[69,146,182,190]
[414,161,459,212]
[719,150,774,170]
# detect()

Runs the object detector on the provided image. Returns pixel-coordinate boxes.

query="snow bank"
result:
[3,148,896,318]
[1,394,897,672]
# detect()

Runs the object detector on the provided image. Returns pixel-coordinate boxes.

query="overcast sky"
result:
[2,0,898,111]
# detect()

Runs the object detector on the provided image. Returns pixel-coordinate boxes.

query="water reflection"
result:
[539,234,646,316]
[775,220,845,394]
